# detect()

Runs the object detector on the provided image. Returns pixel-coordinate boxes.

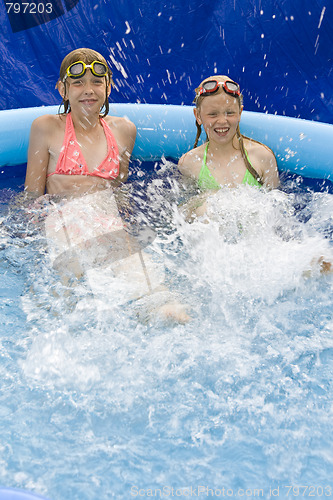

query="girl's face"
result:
[59,70,110,115]
[195,91,242,145]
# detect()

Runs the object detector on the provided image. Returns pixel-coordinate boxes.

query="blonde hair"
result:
[193,74,263,185]
[59,48,114,117]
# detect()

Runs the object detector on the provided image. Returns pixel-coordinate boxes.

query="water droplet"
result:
[125,21,131,34]
[318,7,326,28]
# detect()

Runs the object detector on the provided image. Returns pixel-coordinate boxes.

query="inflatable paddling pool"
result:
[0,103,332,181]
[0,103,332,500]
[0,488,50,500]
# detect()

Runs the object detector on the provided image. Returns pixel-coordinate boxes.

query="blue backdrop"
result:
[1,0,332,123]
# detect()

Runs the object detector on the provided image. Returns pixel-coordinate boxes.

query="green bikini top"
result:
[198,143,262,190]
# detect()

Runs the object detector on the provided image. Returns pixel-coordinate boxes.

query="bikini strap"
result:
[236,128,264,185]
[203,142,209,167]
[243,148,263,185]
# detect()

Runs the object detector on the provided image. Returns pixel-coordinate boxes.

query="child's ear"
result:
[194,108,202,125]
[56,80,67,100]
[107,82,111,97]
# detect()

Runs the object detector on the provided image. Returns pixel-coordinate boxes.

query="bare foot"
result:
[155,302,191,324]
[318,257,332,274]
[303,256,333,278]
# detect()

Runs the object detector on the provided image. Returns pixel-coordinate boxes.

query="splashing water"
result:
[0,170,332,499]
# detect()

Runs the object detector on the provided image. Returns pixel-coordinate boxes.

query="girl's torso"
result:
[198,142,261,190]
[181,139,263,190]
[45,114,124,195]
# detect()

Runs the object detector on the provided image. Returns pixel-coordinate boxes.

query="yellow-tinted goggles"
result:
[63,60,108,81]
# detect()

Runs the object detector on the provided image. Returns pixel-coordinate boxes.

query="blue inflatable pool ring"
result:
[0,488,50,500]
[0,103,332,181]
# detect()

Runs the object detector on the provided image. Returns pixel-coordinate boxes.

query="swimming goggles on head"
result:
[197,80,241,98]
[63,60,109,81]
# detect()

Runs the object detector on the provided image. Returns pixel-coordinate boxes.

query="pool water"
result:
[0,165,332,499]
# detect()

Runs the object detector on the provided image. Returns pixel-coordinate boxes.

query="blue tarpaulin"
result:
[0,0,332,123]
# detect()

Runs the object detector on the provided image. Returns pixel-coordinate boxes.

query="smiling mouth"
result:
[215,127,229,134]
[80,99,98,104]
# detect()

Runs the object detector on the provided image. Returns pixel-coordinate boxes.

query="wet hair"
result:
[193,75,263,185]
[58,48,114,118]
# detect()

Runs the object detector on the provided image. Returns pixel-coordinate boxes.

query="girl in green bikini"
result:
[178,75,280,199]
[178,75,332,275]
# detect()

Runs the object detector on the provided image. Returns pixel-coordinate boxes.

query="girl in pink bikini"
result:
[25,48,136,196]
[24,48,190,323]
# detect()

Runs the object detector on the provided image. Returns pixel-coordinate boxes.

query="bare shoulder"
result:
[244,138,279,189]
[30,114,65,138]
[178,144,205,178]
[105,115,136,137]
[245,138,275,161]
[32,113,64,128]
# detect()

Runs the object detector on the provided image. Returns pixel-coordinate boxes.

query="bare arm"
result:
[246,140,280,190]
[24,115,51,196]
[119,119,137,183]
[261,152,280,189]
[107,117,137,185]
[178,147,205,180]
[178,151,195,178]
[178,147,216,221]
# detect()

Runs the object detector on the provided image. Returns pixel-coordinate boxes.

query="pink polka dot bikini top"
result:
[47,113,119,180]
